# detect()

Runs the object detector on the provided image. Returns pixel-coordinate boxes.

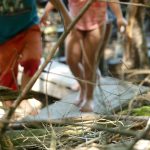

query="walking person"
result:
[0,0,43,115]
[42,0,127,112]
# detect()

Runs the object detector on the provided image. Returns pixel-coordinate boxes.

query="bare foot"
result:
[71,82,80,91]
[73,90,84,107]
[19,99,42,116]
[79,100,94,112]
[74,99,83,107]
[74,96,84,107]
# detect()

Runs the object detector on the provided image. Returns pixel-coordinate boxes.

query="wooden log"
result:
[122,0,149,70]
[0,86,43,101]
[9,114,150,130]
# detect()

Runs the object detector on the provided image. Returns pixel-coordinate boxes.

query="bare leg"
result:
[80,25,106,112]
[18,26,42,116]
[65,30,85,106]
[19,73,41,115]
[3,101,13,109]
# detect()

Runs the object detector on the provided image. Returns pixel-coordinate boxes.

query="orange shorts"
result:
[0,25,42,90]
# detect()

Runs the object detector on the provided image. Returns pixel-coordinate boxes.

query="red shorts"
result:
[0,25,42,90]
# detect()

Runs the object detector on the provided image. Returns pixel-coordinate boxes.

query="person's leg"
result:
[0,39,20,108]
[20,25,42,86]
[65,30,85,106]
[80,25,106,112]
[19,25,42,115]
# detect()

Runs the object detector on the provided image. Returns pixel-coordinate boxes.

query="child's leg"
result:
[65,30,85,105]
[20,25,42,88]
[0,25,42,116]
[80,25,106,112]
[0,39,20,108]
[19,25,42,115]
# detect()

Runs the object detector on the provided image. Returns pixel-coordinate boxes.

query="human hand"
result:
[117,17,127,33]
[40,12,51,26]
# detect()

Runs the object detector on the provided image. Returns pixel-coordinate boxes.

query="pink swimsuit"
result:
[68,0,107,31]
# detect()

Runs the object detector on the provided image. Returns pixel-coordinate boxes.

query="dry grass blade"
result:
[2,114,149,149]
[50,125,57,150]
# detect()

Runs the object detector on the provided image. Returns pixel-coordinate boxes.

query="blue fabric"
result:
[0,0,39,44]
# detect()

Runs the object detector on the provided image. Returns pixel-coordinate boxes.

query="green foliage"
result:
[131,106,150,116]
[120,106,150,116]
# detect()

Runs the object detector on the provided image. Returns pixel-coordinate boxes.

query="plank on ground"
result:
[24,75,149,121]
[18,59,77,99]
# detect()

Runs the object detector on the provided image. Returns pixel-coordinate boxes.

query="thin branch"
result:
[0,114,149,126]
[127,124,150,150]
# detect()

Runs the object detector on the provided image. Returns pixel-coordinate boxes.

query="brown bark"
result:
[122,0,149,70]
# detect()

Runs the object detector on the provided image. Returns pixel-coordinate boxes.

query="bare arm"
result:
[108,0,127,32]
[40,2,54,26]
[44,2,54,13]
[109,0,123,20]
[49,0,71,27]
